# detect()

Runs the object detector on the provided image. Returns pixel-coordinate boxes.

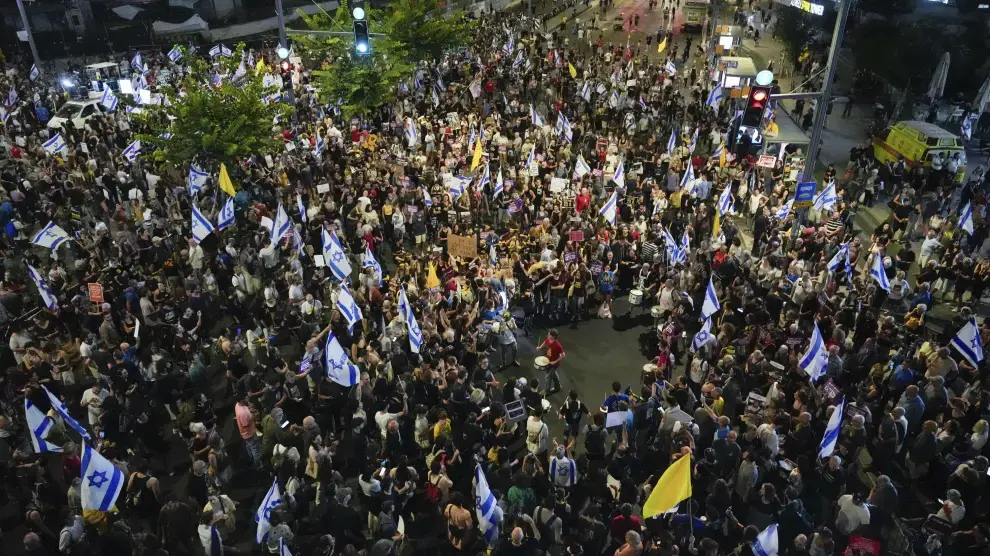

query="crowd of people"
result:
[1,1,989,556]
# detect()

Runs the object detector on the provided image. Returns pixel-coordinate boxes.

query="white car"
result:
[47,99,109,130]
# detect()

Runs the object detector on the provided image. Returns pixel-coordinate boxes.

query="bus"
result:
[682,0,711,33]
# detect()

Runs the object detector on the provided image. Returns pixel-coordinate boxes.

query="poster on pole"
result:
[88,283,104,303]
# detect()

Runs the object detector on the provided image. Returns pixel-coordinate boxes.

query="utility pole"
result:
[706,0,719,64]
[15,0,42,70]
[802,0,851,181]
[274,0,296,107]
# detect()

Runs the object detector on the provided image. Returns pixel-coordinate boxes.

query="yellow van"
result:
[872,120,967,183]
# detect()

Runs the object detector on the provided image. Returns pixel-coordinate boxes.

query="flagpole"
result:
[15,0,41,71]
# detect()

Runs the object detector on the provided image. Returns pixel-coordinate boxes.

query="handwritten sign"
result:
[757,155,777,168]
[550,177,568,193]
[447,233,478,259]
[569,230,585,242]
[88,283,104,303]
[317,183,330,193]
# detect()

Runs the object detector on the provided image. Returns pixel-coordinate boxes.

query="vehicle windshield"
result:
[55,104,81,118]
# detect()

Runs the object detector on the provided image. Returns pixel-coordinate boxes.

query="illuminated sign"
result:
[774,0,827,15]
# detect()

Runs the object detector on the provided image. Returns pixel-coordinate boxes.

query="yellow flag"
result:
[568,63,578,79]
[426,263,441,290]
[218,163,238,197]
[657,37,668,54]
[255,59,267,74]
[712,210,722,240]
[642,454,693,518]
[470,138,483,171]
[719,144,727,168]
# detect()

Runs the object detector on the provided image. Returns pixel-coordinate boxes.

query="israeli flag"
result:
[609,90,619,108]
[574,154,591,178]
[951,318,984,367]
[336,284,363,333]
[255,478,282,543]
[131,52,143,71]
[209,45,222,57]
[414,74,423,89]
[81,442,125,511]
[706,84,723,108]
[503,35,514,55]
[799,322,829,382]
[325,331,360,386]
[423,187,433,208]
[435,75,445,91]
[688,127,698,154]
[691,317,714,352]
[713,143,724,159]
[211,72,222,87]
[774,199,793,220]
[490,243,498,267]
[599,191,618,225]
[827,243,849,272]
[493,168,505,199]
[960,201,975,235]
[449,176,468,201]
[819,396,846,458]
[753,523,779,556]
[159,132,174,140]
[680,162,695,192]
[662,227,678,257]
[43,132,67,157]
[209,526,223,556]
[270,203,290,245]
[297,194,307,223]
[191,205,215,243]
[220,44,232,57]
[664,60,677,75]
[362,245,383,286]
[27,264,58,311]
[0,106,10,124]
[25,398,62,453]
[870,252,890,291]
[639,96,648,111]
[557,112,573,142]
[122,140,141,163]
[580,82,591,100]
[717,185,734,216]
[549,455,577,487]
[405,117,418,145]
[513,50,525,68]
[680,232,690,260]
[813,180,837,212]
[474,464,503,545]
[524,57,532,71]
[467,127,476,150]
[29,64,40,82]
[526,148,536,171]
[188,165,209,197]
[8,86,18,107]
[962,113,975,141]
[315,130,326,156]
[399,287,423,353]
[530,104,544,127]
[701,277,720,320]
[168,46,183,63]
[217,198,235,231]
[43,386,90,441]
[611,160,626,190]
[432,86,440,107]
[323,228,352,283]
[667,130,676,153]
[31,221,71,250]
[477,164,492,192]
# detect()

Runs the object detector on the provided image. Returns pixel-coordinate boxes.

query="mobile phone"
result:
[482,407,491,414]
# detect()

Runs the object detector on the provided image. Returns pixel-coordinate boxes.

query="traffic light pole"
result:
[274,0,297,108]
[15,0,42,70]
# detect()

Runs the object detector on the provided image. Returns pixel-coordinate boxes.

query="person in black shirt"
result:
[557,390,589,443]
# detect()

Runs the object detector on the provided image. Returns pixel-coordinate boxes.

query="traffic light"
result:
[742,85,772,127]
[352,2,370,55]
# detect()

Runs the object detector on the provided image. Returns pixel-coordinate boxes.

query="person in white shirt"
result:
[8,329,31,365]
[259,240,278,270]
[549,445,577,488]
[80,383,109,427]
[187,238,204,272]
[935,489,966,525]
[526,410,549,459]
[835,492,870,536]
[756,422,780,457]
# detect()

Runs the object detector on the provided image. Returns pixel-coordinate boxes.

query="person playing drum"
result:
[536,329,566,395]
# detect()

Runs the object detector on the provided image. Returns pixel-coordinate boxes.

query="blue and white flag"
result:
[679,232,690,262]
[279,538,292,556]
[701,277,720,320]
[432,86,440,108]
[314,130,326,157]
[580,82,592,101]
[599,191,618,225]
[159,132,174,140]
[609,90,619,108]
[717,185,734,216]
[549,455,577,487]
[813,180,837,213]
[662,227,678,259]
[209,45,221,57]
[819,396,845,458]
[0,106,10,125]
[827,243,849,272]
[712,143,724,159]
[574,154,591,178]
[435,75,445,92]
[219,44,232,57]
[774,199,793,220]
[951,318,984,367]
[612,160,625,190]
[362,246,383,286]
[8,86,18,107]
[255,478,282,543]
[474,464,503,545]
[799,322,828,382]
[191,204,215,243]
[477,164,492,192]
[336,284,363,333]
[960,201,975,235]
[513,50,525,68]
[168,46,183,63]
[31,221,71,250]
[667,130,676,153]
[29,64,40,82]
[753,523,779,556]
[208,526,223,556]
[81,442,124,511]
[706,84,723,108]
[423,187,433,208]
[27,264,57,311]
[639,96,648,111]
[664,60,677,75]
[870,252,890,291]
[122,139,141,163]
[556,112,573,142]
[325,332,359,386]
[188,165,209,197]
[43,132,67,157]
[270,203,291,245]
[405,117,418,145]
[688,127,698,154]
[493,168,505,199]
[43,386,90,441]
[691,317,714,352]
[525,148,536,172]
[529,104,544,127]
[449,176,469,201]
[211,72,222,87]
[503,35,514,55]
[25,398,62,453]
[399,287,423,353]
[322,229,352,283]
[680,162,695,193]
[217,197,235,230]
[962,113,975,141]
[296,194,307,223]
[131,52,143,71]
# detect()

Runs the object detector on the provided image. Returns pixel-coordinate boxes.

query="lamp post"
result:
[15,0,42,69]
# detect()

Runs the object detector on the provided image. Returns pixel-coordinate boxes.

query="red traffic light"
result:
[751,90,768,102]
[281,61,291,72]
[742,86,772,127]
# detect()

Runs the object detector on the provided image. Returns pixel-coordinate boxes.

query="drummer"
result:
[536,329,567,395]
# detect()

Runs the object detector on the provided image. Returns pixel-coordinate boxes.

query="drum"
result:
[534,356,550,373]
[651,305,664,318]
[629,289,644,306]
[642,363,658,374]
[541,399,552,412]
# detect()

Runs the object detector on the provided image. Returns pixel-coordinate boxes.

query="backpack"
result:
[585,426,607,455]
[424,474,441,503]
[535,507,560,551]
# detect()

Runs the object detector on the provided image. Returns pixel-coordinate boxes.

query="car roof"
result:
[896,120,958,139]
[86,62,119,70]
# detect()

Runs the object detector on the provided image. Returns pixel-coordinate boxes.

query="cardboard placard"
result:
[605,410,628,428]
[569,230,585,242]
[314,254,326,267]
[757,154,777,168]
[88,283,104,303]
[529,164,540,177]
[550,177,568,193]
[317,183,330,193]
[447,233,478,259]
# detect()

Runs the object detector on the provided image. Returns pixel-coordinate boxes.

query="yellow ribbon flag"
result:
[719,144,727,168]
[657,37,668,54]
[642,454,693,518]
[218,163,238,197]
[712,210,722,241]
[426,263,441,290]
[470,138,484,171]
[255,58,267,74]
[568,62,578,79]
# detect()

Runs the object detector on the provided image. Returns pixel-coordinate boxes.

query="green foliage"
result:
[384,0,472,63]
[773,9,817,62]
[131,44,291,172]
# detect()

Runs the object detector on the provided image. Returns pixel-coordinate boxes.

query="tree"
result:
[131,45,291,172]
[773,9,817,63]
[384,0,471,63]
